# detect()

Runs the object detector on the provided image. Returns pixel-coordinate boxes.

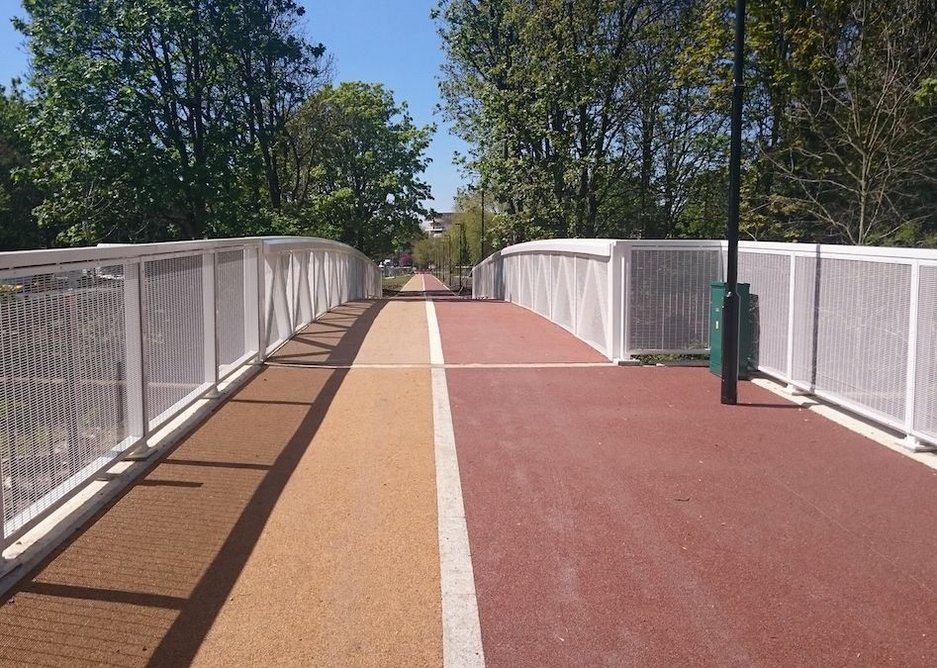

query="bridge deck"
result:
[1,275,936,666]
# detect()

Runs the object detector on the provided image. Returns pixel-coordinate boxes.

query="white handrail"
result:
[0,236,380,552]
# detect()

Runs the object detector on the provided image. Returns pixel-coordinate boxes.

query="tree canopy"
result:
[284,82,434,257]
[0,81,45,249]
[435,0,937,249]
[1,0,434,259]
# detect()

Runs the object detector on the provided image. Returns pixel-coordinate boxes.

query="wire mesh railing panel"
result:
[0,266,128,536]
[500,257,512,301]
[793,256,910,423]
[740,251,791,376]
[515,255,522,301]
[553,256,574,330]
[292,251,313,329]
[314,252,328,318]
[628,248,721,352]
[0,236,377,547]
[525,255,537,308]
[576,257,609,354]
[340,256,350,304]
[515,256,529,308]
[503,256,516,301]
[266,253,293,351]
[216,250,248,378]
[914,266,937,441]
[533,255,551,317]
[790,256,818,388]
[477,254,504,300]
[144,255,208,429]
[474,240,937,447]
[513,255,522,303]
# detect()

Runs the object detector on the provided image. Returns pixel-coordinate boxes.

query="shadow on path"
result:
[0,299,387,667]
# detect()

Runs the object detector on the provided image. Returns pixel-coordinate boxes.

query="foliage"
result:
[0,80,45,249]
[768,1,937,245]
[435,0,937,247]
[2,2,435,255]
[411,187,501,272]
[435,0,730,241]
[412,233,443,268]
[284,82,434,258]
[15,0,327,245]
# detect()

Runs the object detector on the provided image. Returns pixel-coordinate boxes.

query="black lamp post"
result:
[480,181,486,262]
[460,222,467,292]
[721,0,746,405]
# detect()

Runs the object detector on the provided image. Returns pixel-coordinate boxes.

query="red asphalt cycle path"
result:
[428,279,937,667]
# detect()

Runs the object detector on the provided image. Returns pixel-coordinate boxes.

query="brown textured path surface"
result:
[434,299,937,667]
[0,281,442,667]
[432,299,606,365]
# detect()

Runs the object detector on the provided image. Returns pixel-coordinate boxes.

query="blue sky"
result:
[0,0,467,212]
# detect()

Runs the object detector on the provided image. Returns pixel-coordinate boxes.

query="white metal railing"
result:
[473,239,937,451]
[0,236,380,551]
[472,239,620,355]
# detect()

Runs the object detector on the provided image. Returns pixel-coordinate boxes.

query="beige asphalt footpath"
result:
[0,276,443,667]
[190,275,440,666]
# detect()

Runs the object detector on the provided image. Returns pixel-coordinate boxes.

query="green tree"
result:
[769,0,937,245]
[448,187,504,264]
[16,0,325,244]
[412,233,447,269]
[436,0,727,242]
[286,82,434,258]
[0,80,44,249]
[437,0,655,239]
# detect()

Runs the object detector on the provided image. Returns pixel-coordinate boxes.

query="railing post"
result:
[899,261,924,451]
[607,242,625,362]
[572,255,579,336]
[202,252,219,394]
[286,251,296,334]
[620,242,633,362]
[312,251,322,316]
[257,242,268,360]
[323,252,332,310]
[297,251,312,327]
[785,252,797,383]
[123,261,149,453]
[548,255,556,320]
[244,245,260,362]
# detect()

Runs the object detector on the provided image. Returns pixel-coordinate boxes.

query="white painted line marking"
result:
[426,298,446,367]
[752,377,937,471]
[426,298,485,668]
[265,361,614,370]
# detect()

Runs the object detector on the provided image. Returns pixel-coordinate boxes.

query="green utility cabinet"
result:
[709,281,752,379]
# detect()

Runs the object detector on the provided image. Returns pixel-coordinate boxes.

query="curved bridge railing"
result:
[0,236,379,555]
[473,239,937,452]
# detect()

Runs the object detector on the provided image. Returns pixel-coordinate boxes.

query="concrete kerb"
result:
[752,375,937,471]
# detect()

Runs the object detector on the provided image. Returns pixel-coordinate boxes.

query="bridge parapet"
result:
[473,238,937,451]
[0,236,380,558]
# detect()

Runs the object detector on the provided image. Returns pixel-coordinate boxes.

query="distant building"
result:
[423,212,456,237]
